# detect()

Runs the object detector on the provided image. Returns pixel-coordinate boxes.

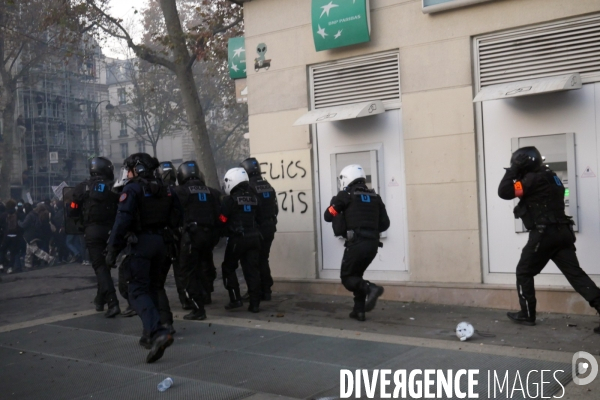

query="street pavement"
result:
[1,253,599,399]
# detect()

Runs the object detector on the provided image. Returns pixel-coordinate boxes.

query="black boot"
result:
[146,334,174,364]
[261,292,272,301]
[594,307,600,334]
[181,299,193,310]
[507,311,536,326]
[225,288,243,310]
[162,323,176,335]
[241,291,250,301]
[248,303,260,313]
[364,283,384,312]
[105,304,121,318]
[349,310,366,322]
[139,334,152,349]
[183,309,207,320]
[203,292,212,305]
[122,306,137,317]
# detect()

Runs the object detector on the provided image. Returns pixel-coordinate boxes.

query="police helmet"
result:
[89,157,114,180]
[223,167,248,195]
[177,161,205,185]
[124,152,159,178]
[240,157,262,177]
[339,164,366,189]
[510,146,543,174]
[158,161,177,185]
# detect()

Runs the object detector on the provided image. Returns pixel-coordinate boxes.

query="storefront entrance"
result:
[482,83,600,283]
[315,109,408,281]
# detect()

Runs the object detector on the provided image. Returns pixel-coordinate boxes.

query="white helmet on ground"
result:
[339,164,366,189]
[223,167,249,195]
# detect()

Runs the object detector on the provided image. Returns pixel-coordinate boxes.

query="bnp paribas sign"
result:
[312,0,371,52]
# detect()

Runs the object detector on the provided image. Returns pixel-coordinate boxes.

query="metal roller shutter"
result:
[475,14,600,89]
[310,52,401,109]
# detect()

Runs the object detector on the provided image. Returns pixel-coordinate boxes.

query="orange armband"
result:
[514,181,524,198]
[327,205,338,217]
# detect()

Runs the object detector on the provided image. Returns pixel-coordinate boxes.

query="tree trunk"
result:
[0,85,16,201]
[159,0,220,189]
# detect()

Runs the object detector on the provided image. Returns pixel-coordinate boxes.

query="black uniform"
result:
[71,177,120,312]
[107,177,177,339]
[324,182,390,315]
[248,176,278,297]
[174,179,221,312]
[220,182,262,311]
[498,167,600,320]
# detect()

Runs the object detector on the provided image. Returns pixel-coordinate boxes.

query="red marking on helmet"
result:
[514,181,524,198]
[70,202,78,209]
[219,214,228,223]
[327,205,338,217]
[119,193,128,202]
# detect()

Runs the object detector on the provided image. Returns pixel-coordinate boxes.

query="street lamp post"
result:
[92,100,114,156]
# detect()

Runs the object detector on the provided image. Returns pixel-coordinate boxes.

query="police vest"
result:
[344,186,381,231]
[181,181,216,227]
[228,191,258,234]
[83,178,118,226]
[249,179,278,223]
[136,179,173,230]
[516,170,567,229]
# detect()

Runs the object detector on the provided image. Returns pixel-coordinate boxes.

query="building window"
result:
[136,114,143,127]
[119,117,128,137]
[136,140,145,153]
[118,88,126,105]
[120,143,129,159]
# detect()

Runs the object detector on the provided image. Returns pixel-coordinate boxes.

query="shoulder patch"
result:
[119,193,128,202]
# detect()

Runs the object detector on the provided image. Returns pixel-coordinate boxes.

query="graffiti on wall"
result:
[253,149,313,232]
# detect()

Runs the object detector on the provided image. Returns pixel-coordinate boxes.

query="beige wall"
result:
[244,0,600,283]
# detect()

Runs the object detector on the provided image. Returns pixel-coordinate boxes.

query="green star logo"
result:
[312,0,371,52]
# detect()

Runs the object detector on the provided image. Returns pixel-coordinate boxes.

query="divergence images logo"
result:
[573,351,598,386]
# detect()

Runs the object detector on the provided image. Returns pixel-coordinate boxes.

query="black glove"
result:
[105,246,119,269]
[509,153,529,174]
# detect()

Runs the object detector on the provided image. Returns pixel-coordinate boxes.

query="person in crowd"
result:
[105,153,178,363]
[498,147,600,332]
[219,167,262,313]
[70,157,121,318]
[174,161,221,320]
[240,158,278,301]
[323,164,390,322]
[51,200,69,263]
[19,203,55,269]
[157,161,192,311]
[0,200,21,274]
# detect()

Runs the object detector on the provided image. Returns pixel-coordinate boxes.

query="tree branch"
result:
[86,0,176,71]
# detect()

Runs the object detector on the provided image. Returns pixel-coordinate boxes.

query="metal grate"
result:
[311,52,401,109]
[476,14,600,88]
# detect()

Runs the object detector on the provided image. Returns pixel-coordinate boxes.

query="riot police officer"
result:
[105,153,177,363]
[157,161,192,311]
[499,147,600,331]
[219,167,262,313]
[112,167,136,318]
[174,161,221,320]
[240,158,278,301]
[323,164,390,322]
[70,157,120,318]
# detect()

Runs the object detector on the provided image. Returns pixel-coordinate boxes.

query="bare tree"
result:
[108,59,185,157]
[83,0,245,188]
